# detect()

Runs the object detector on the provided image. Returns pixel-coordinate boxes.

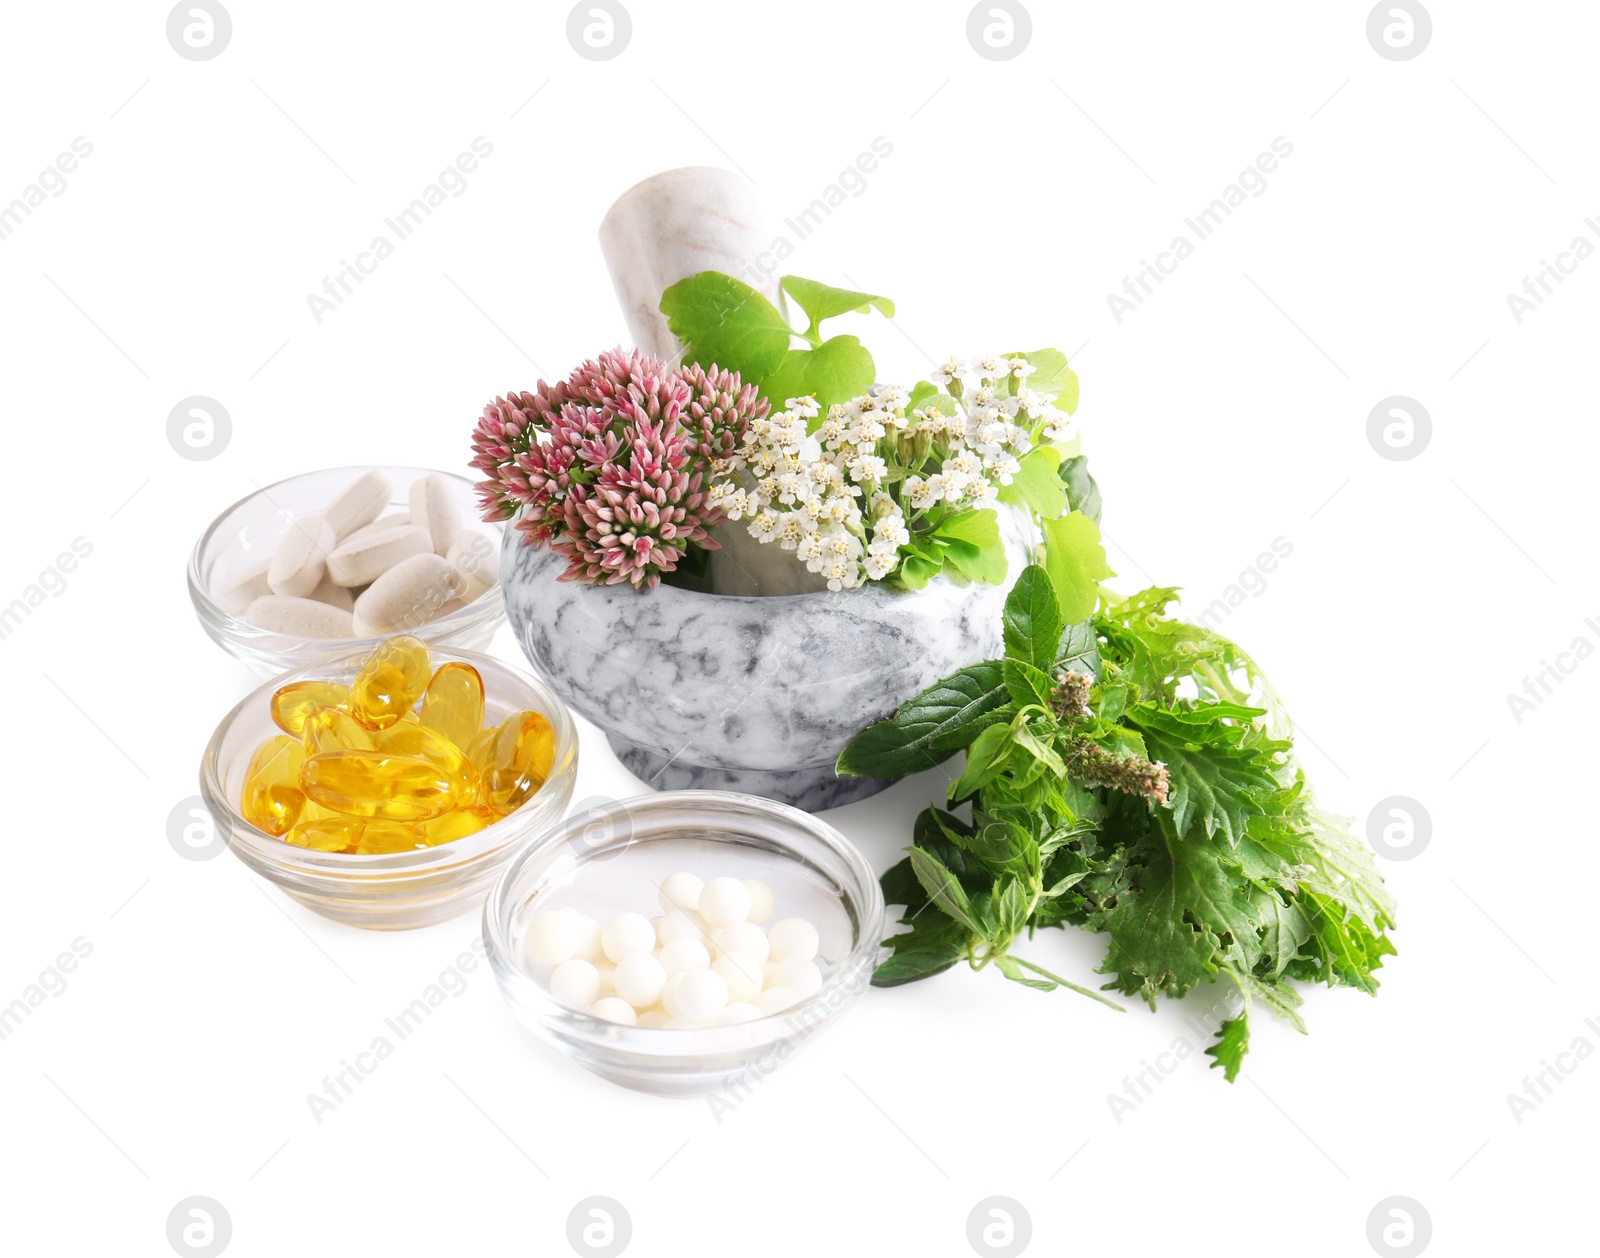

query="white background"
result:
[1,2,1593,1255]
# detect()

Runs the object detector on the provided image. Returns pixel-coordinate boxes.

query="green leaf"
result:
[1057,620,1100,678]
[994,953,1057,992]
[987,878,1032,946]
[759,335,876,411]
[1003,659,1056,709]
[1042,511,1111,622]
[998,446,1068,519]
[837,661,1013,778]
[1059,455,1101,524]
[898,553,941,590]
[659,272,793,383]
[937,510,1007,584]
[1204,1013,1250,1082]
[1132,706,1279,847]
[1002,564,1065,672]
[780,275,894,340]
[873,938,966,986]
[948,722,1014,800]
[909,846,985,935]
[1005,348,1079,411]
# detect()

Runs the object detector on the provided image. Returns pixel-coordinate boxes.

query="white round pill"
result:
[570,914,602,963]
[715,922,770,964]
[742,878,776,924]
[755,986,796,1014]
[713,952,764,1003]
[636,1009,670,1028]
[673,968,729,1022]
[525,909,584,964]
[658,937,711,975]
[613,954,667,1009]
[592,959,615,995]
[658,871,705,915]
[716,1003,762,1025]
[774,957,823,999]
[763,960,779,986]
[588,996,638,1026]
[601,912,657,964]
[767,917,820,963]
[549,959,601,1009]
[699,876,752,927]
[655,909,707,948]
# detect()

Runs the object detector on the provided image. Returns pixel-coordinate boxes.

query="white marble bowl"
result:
[501,510,1039,811]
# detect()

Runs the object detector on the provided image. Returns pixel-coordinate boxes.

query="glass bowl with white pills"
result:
[483,790,885,1096]
[188,465,506,676]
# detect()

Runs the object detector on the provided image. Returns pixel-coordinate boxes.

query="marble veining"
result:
[502,505,1041,810]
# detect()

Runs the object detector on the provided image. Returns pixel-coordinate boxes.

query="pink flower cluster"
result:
[470,348,767,589]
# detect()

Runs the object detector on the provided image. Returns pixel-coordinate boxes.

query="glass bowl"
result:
[188,464,505,676]
[483,790,885,1096]
[200,645,577,930]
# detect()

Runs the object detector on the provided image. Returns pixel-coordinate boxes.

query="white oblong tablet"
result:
[326,524,431,587]
[245,595,356,638]
[215,558,271,615]
[324,469,394,539]
[351,552,462,636]
[338,511,410,548]
[409,474,463,557]
[307,572,354,611]
[267,516,335,599]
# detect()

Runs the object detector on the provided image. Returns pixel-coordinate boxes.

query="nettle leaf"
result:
[1133,708,1278,848]
[1057,620,1100,678]
[837,660,1013,779]
[1204,1013,1250,1082]
[780,275,894,340]
[908,846,985,935]
[659,272,793,384]
[998,446,1067,519]
[1043,511,1111,622]
[760,334,876,411]
[1003,564,1065,672]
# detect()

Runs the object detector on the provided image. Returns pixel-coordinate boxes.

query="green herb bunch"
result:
[838,562,1397,1079]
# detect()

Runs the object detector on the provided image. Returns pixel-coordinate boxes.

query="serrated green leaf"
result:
[1204,1012,1250,1082]
[1002,564,1065,672]
[837,661,1013,778]
[909,846,985,935]
[1043,511,1111,623]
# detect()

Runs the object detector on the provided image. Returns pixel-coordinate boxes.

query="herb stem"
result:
[1010,955,1125,1011]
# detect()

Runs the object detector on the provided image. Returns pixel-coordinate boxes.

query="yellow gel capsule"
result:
[285,816,364,852]
[354,819,429,855]
[349,635,433,731]
[482,709,556,813]
[269,680,351,736]
[417,805,500,847]
[302,705,374,756]
[419,662,485,751]
[299,751,459,821]
[371,722,479,798]
[241,735,307,837]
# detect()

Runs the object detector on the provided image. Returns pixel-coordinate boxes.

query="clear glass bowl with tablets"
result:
[484,790,886,1096]
[200,645,577,930]
[188,465,506,676]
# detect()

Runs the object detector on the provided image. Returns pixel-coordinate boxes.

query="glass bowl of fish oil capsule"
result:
[200,637,577,929]
[188,464,506,677]
[483,791,885,1096]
